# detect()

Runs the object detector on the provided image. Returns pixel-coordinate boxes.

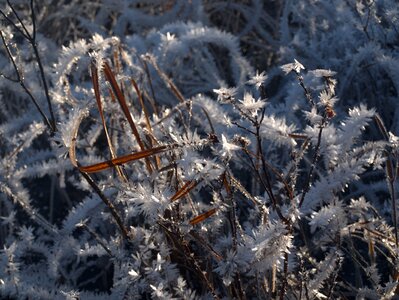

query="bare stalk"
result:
[386,157,398,247]
[79,170,130,241]
[299,120,325,207]
[279,252,289,300]
[0,0,56,133]
[255,110,289,224]
[0,30,53,130]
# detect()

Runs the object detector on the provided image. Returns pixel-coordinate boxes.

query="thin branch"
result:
[6,0,32,38]
[279,252,289,300]
[79,223,114,257]
[232,120,256,135]
[299,120,325,207]
[0,72,18,82]
[0,6,29,39]
[31,30,56,132]
[0,0,56,133]
[0,31,21,81]
[296,72,315,107]
[79,170,130,241]
[30,0,36,40]
[0,30,53,130]
[255,116,289,224]
[139,55,159,115]
[386,156,398,247]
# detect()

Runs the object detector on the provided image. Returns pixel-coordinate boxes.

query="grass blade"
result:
[91,62,127,181]
[131,77,152,135]
[102,61,153,173]
[68,110,89,168]
[170,180,199,202]
[190,208,218,225]
[130,77,161,169]
[143,54,185,103]
[79,170,129,240]
[79,145,171,173]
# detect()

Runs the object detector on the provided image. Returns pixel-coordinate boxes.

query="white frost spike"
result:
[238,92,266,118]
[128,269,139,279]
[161,32,176,42]
[220,134,241,158]
[213,87,237,103]
[247,70,268,88]
[389,132,399,147]
[281,59,305,74]
[311,69,337,78]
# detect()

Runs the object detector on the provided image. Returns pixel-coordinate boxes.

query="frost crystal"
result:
[238,92,266,118]
[0,2,397,299]
[311,69,337,78]
[220,134,241,159]
[281,59,305,74]
[247,70,268,88]
[213,87,237,103]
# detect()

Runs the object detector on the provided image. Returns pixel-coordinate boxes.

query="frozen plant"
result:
[0,1,398,300]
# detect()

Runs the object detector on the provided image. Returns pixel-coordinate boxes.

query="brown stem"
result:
[79,170,129,241]
[279,252,289,300]
[299,120,325,208]
[255,116,289,224]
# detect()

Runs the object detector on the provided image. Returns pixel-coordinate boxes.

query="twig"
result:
[296,72,315,107]
[0,30,53,131]
[0,0,56,133]
[255,115,289,224]
[79,170,129,241]
[158,221,220,299]
[299,119,325,207]
[386,156,398,247]
[241,144,286,223]
[0,4,28,39]
[79,223,113,257]
[222,175,246,300]
[279,252,289,300]
[139,55,159,116]
[232,120,256,135]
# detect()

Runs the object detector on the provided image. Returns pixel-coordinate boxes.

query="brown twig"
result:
[299,120,325,208]
[79,170,129,241]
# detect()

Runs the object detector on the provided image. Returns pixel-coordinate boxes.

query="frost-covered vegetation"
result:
[1,0,399,299]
